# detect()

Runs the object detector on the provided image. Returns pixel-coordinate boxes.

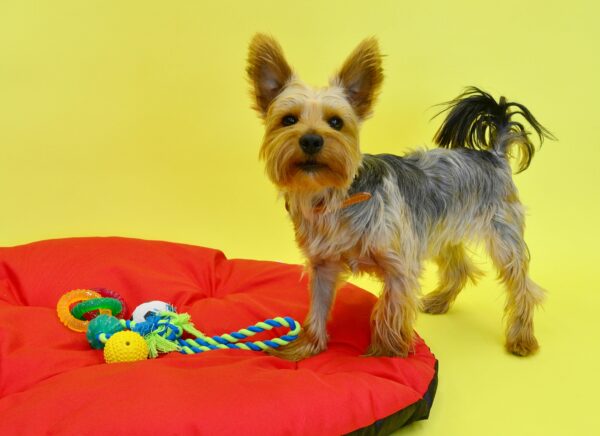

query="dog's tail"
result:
[433,87,555,172]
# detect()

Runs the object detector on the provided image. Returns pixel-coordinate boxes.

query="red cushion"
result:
[0,237,437,434]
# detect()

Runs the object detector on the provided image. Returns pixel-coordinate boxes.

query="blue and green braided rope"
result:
[88,311,302,357]
[177,316,302,354]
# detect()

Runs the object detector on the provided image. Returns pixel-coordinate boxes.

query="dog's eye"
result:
[281,115,298,126]
[328,116,344,130]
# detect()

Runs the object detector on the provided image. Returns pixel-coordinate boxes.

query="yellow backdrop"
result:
[1,1,598,434]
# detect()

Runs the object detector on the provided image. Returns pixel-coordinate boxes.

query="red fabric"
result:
[0,237,436,435]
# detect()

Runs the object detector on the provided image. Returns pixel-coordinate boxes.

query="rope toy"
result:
[87,310,301,361]
[171,314,302,355]
[57,290,302,364]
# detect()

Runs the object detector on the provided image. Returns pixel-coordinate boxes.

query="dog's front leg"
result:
[267,259,342,361]
[367,251,420,358]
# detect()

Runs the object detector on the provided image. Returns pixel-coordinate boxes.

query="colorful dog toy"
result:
[103,330,149,364]
[87,307,301,363]
[56,289,114,332]
[174,315,302,355]
[85,288,130,320]
[58,291,302,364]
[130,300,174,323]
[72,297,122,320]
[56,289,127,332]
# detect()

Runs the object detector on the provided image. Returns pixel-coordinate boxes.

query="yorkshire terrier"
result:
[246,34,553,360]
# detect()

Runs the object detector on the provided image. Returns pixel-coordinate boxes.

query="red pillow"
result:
[0,237,437,434]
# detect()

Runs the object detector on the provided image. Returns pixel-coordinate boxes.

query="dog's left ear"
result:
[247,34,293,117]
[333,38,384,119]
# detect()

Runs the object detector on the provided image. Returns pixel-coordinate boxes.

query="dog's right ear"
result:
[246,34,293,117]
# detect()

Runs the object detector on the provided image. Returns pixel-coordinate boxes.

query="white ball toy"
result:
[131,300,175,323]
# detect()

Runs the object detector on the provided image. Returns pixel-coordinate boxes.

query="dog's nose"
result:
[299,134,324,155]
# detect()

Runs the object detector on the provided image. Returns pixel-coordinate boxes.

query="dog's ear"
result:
[333,38,384,119]
[247,34,293,117]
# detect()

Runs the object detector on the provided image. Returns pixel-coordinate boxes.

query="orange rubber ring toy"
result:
[57,289,111,332]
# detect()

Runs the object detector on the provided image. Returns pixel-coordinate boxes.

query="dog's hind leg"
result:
[421,244,483,314]
[487,203,545,356]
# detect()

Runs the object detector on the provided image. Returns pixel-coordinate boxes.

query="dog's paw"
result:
[506,336,539,357]
[420,293,451,314]
[266,331,326,361]
[364,342,410,358]
[364,332,413,358]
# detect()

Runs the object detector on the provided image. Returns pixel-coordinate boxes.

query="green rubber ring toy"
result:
[71,297,123,320]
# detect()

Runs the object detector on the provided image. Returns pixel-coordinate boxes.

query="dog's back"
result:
[347,87,554,258]
[353,149,511,246]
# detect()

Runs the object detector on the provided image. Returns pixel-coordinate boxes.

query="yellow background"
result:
[1,1,598,434]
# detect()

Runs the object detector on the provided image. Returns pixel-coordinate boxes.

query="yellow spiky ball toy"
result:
[103,330,149,364]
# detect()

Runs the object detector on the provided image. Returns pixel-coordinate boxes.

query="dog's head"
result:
[247,34,383,193]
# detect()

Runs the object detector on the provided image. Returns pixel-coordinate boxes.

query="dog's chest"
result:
[292,210,387,265]
[293,213,356,259]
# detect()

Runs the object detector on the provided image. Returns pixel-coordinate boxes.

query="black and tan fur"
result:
[247,34,553,360]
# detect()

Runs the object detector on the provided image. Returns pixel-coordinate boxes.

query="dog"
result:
[246,34,553,360]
